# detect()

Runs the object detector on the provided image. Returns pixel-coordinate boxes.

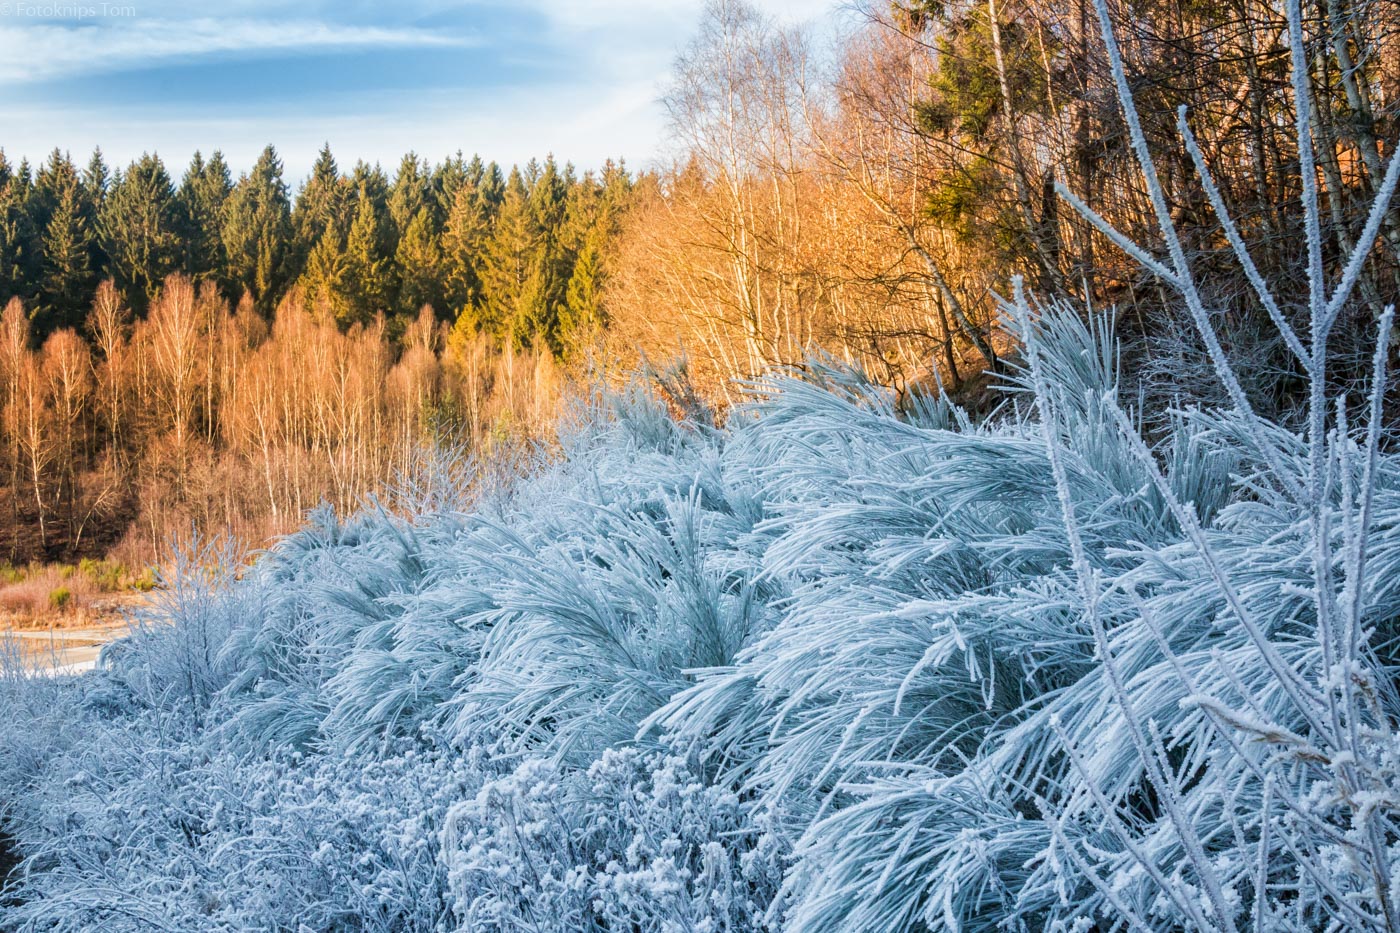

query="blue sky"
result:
[0,0,823,184]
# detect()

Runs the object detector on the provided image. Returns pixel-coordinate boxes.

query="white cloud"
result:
[0,0,849,174]
[0,73,667,182]
[0,17,479,83]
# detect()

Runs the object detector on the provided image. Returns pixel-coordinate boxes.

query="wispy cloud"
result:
[0,0,837,178]
[0,17,479,83]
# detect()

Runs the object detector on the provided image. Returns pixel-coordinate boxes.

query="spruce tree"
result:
[478,166,531,341]
[349,161,390,211]
[81,149,108,215]
[101,153,180,307]
[37,183,94,332]
[479,160,506,214]
[292,144,348,271]
[174,151,233,287]
[0,153,38,305]
[298,226,347,321]
[394,207,442,319]
[337,186,391,327]
[558,159,630,356]
[560,227,603,353]
[431,152,468,223]
[32,152,96,332]
[221,144,292,312]
[28,150,78,234]
[519,155,571,350]
[81,149,110,284]
[441,177,492,324]
[388,153,429,242]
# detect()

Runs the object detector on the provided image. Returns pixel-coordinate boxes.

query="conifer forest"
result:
[2,0,1400,929]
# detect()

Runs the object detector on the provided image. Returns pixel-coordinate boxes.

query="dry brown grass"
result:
[0,561,151,631]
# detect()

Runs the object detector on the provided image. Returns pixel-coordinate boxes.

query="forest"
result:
[2,0,1400,928]
[0,148,622,564]
[5,0,1396,568]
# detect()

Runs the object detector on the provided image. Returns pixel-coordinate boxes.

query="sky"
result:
[0,0,827,185]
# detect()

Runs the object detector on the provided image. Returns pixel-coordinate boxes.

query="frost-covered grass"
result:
[0,289,1395,930]
[2,0,1399,927]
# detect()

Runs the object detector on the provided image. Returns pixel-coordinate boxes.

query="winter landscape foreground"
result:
[1,295,1397,932]
[3,0,1400,930]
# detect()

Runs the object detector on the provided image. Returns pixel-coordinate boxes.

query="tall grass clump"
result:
[1,0,1398,929]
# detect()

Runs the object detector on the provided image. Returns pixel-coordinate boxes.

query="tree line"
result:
[0,145,631,354]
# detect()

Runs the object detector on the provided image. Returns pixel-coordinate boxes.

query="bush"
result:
[77,558,125,592]
[442,746,786,932]
[130,567,156,592]
[46,587,70,611]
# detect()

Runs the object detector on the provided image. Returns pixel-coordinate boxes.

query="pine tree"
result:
[394,207,442,319]
[81,149,109,205]
[337,186,391,327]
[349,161,390,211]
[441,177,492,324]
[101,153,180,308]
[292,144,348,271]
[558,160,629,356]
[174,151,233,287]
[478,166,531,341]
[431,152,468,223]
[0,152,38,305]
[298,226,347,321]
[32,152,96,332]
[221,145,292,312]
[388,153,429,242]
[476,159,506,223]
[28,150,78,234]
[81,149,110,285]
[519,155,571,351]
[561,225,604,354]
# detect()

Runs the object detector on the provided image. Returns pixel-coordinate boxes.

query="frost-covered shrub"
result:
[2,719,478,932]
[442,745,786,932]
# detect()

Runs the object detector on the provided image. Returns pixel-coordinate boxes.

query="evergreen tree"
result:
[394,207,442,319]
[388,153,429,242]
[478,160,506,214]
[292,144,348,270]
[222,145,292,312]
[81,149,109,211]
[13,159,33,202]
[0,152,38,305]
[101,153,180,307]
[519,155,571,350]
[477,166,530,341]
[28,150,79,234]
[431,152,468,223]
[559,160,630,356]
[337,186,391,327]
[560,229,602,349]
[174,150,233,287]
[81,149,110,284]
[32,151,96,332]
[38,183,94,332]
[298,226,347,320]
[441,176,492,323]
[349,161,390,211]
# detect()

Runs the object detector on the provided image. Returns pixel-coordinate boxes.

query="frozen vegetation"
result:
[3,0,1400,929]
